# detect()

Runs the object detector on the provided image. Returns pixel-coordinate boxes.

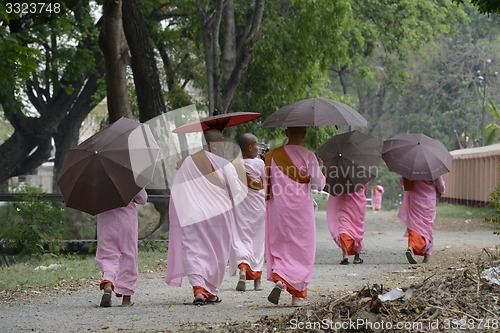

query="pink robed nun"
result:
[265,144,326,297]
[398,176,446,256]
[229,157,266,278]
[371,183,384,211]
[326,184,367,257]
[166,150,244,298]
[96,188,148,297]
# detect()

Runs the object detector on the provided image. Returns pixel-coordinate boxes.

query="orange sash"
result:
[264,146,310,201]
[191,150,225,189]
[232,158,263,191]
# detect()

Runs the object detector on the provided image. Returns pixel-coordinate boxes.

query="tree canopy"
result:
[0,0,499,193]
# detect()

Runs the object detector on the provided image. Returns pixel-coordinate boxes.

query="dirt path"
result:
[0,210,498,333]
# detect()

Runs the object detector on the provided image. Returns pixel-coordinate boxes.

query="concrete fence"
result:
[441,143,500,206]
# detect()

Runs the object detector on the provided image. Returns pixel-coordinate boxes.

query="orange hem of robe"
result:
[339,233,356,256]
[408,229,426,256]
[271,272,307,298]
[238,263,262,280]
[192,286,215,299]
[99,279,114,291]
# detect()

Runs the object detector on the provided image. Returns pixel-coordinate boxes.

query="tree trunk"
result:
[122,0,170,236]
[197,0,264,114]
[156,44,192,157]
[197,0,224,114]
[222,0,236,83]
[99,0,132,123]
[122,0,167,121]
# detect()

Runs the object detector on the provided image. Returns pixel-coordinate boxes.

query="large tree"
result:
[99,0,132,123]
[196,0,264,114]
[0,1,105,185]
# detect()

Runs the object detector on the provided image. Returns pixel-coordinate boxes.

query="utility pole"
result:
[480,59,491,146]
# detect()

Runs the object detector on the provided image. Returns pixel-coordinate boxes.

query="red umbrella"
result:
[172,111,262,133]
[57,117,160,215]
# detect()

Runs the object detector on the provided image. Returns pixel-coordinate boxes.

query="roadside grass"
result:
[0,250,167,292]
[436,202,495,220]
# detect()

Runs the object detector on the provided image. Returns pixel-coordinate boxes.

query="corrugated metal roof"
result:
[450,143,500,159]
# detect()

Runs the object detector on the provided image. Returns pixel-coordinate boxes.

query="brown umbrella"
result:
[382,133,452,181]
[317,130,381,196]
[261,97,367,128]
[172,110,262,133]
[57,117,160,215]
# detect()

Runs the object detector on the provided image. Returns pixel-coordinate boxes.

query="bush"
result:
[138,239,166,252]
[0,187,67,256]
[486,183,500,235]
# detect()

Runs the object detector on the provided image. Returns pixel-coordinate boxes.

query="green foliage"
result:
[485,182,500,235]
[138,240,166,252]
[454,0,500,15]
[233,0,352,142]
[486,98,500,145]
[62,208,96,240]
[437,202,495,219]
[0,188,67,257]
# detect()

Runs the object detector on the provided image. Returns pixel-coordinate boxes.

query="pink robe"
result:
[326,184,367,254]
[371,185,384,210]
[96,188,148,296]
[229,158,266,276]
[265,145,326,292]
[165,151,244,296]
[397,176,446,255]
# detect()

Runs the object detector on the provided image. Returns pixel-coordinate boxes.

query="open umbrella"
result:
[172,111,262,133]
[317,130,381,196]
[382,133,452,181]
[261,97,367,128]
[57,117,160,215]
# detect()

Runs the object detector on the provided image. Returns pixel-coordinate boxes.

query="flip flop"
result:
[340,258,349,265]
[121,302,134,307]
[205,295,222,304]
[353,258,364,264]
[100,292,112,307]
[405,249,417,264]
[267,286,282,305]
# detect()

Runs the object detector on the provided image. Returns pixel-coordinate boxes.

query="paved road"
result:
[1,210,497,332]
